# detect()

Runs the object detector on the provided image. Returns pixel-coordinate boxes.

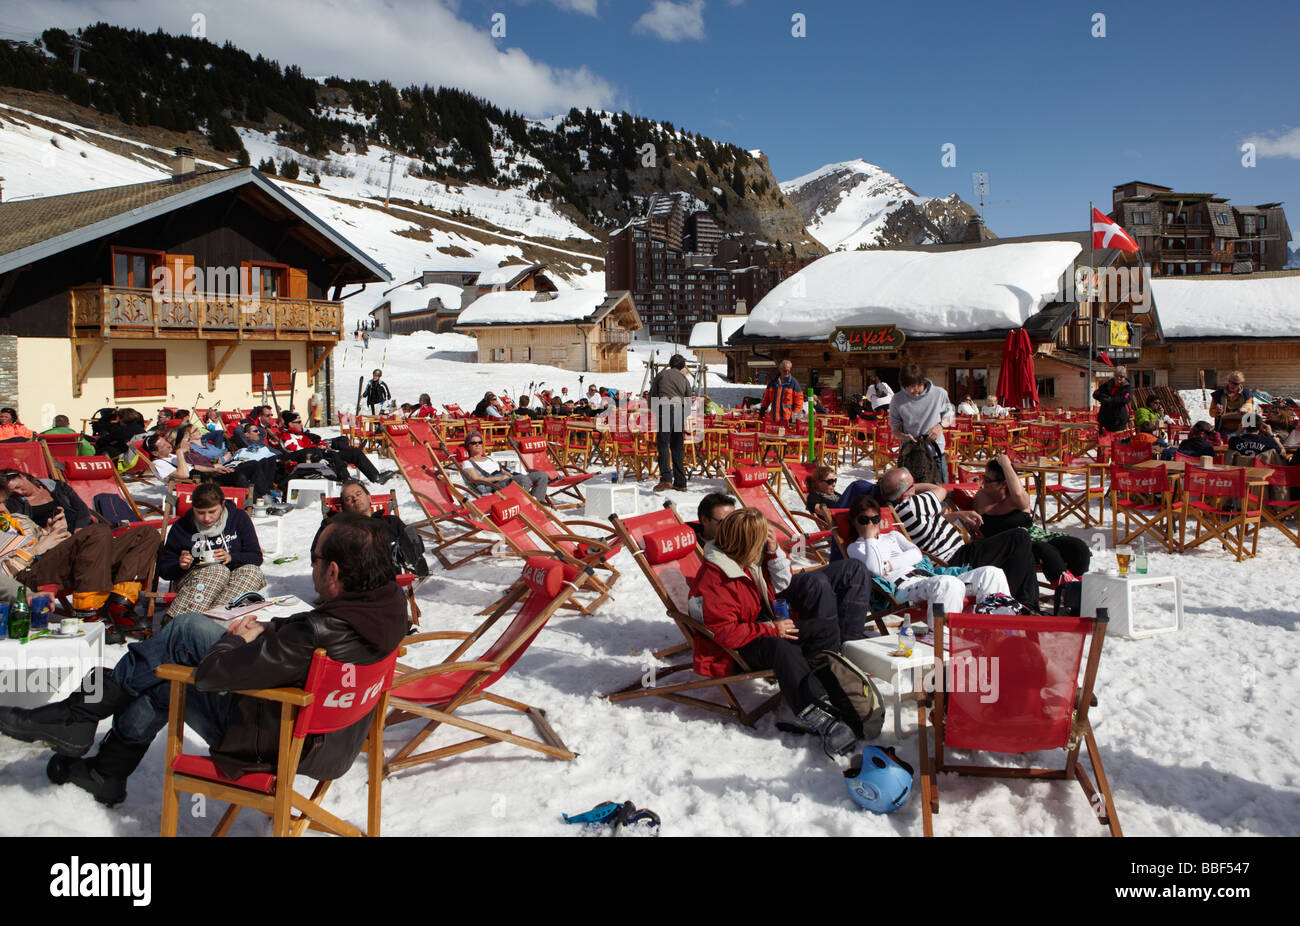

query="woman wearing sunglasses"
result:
[969,453,1090,586]
[459,432,550,504]
[846,495,1008,616]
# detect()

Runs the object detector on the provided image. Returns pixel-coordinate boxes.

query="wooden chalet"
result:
[1146,270,1300,396]
[455,290,641,373]
[0,156,389,423]
[722,233,1158,408]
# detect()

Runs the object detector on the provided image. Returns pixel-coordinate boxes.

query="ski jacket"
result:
[1093,380,1133,432]
[194,581,408,780]
[364,379,391,405]
[761,375,804,425]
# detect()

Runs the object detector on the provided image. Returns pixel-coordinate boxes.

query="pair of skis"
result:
[261,369,298,418]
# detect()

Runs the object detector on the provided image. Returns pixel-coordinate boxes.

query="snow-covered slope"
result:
[780,159,983,251]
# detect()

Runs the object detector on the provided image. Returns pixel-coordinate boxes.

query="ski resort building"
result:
[455,290,641,373]
[1145,271,1300,396]
[0,156,388,425]
[369,264,560,336]
[723,233,1157,409]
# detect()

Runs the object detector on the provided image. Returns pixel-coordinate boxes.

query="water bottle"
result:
[1135,535,1148,574]
[898,624,915,657]
[8,587,31,643]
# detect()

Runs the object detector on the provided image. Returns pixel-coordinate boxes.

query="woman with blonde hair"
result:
[693,507,856,755]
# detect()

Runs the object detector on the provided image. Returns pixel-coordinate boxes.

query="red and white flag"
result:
[1092,207,1139,253]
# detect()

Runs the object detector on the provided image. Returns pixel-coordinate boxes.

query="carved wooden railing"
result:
[69,286,343,340]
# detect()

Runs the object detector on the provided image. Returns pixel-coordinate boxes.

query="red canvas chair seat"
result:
[1261,465,1300,547]
[0,440,54,480]
[389,444,497,570]
[723,467,829,567]
[158,647,399,836]
[918,610,1120,836]
[512,435,594,509]
[384,557,584,775]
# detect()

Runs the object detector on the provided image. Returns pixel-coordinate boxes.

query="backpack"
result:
[818,650,886,741]
[897,436,944,486]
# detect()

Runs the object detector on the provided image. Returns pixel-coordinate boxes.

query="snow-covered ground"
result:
[2,345,1297,836]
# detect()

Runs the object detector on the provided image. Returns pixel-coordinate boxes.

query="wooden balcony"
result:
[597,327,633,345]
[69,286,344,342]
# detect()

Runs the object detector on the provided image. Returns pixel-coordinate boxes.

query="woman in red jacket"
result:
[693,507,855,754]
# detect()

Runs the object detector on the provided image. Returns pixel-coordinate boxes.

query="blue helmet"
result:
[844,746,914,813]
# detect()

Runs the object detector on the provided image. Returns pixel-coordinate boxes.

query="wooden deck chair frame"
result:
[383,560,588,776]
[510,434,594,510]
[462,486,618,615]
[1177,465,1261,561]
[917,609,1121,837]
[604,512,783,727]
[1260,464,1300,547]
[157,648,397,837]
[1110,465,1177,553]
[723,467,830,567]
[1044,455,1108,528]
[388,443,500,569]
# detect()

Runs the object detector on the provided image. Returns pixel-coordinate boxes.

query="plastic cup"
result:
[30,595,51,632]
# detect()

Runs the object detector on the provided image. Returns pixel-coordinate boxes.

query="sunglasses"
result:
[855,515,882,526]
[1228,381,1243,386]
[467,440,483,445]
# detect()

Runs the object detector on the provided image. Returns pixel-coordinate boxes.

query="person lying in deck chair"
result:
[311,480,428,579]
[459,433,550,505]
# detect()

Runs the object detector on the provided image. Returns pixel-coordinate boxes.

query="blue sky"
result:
[7,0,1297,244]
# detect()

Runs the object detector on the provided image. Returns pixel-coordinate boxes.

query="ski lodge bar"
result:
[0,154,389,424]
[722,233,1159,409]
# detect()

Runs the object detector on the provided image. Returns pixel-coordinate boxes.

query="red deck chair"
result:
[1110,465,1177,553]
[604,515,783,727]
[320,490,424,625]
[405,418,439,447]
[443,403,468,419]
[917,609,1121,837]
[780,459,819,510]
[388,444,497,569]
[383,557,586,776]
[511,435,595,509]
[0,440,55,481]
[464,485,618,614]
[382,422,416,451]
[1177,465,1261,561]
[510,416,534,437]
[41,433,82,471]
[1025,423,1065,462]
[824,508,924,634]
[158,647,399,836]
[61,456,164,525]
[1261,464,1300,547]
[723,467,831,567]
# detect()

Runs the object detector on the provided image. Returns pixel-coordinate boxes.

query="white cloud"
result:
[6,0,617,116]
[550,0,600,14]
[1242,127,1300,159]
[634,0,706,42]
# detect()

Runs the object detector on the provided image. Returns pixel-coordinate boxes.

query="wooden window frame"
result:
[952,366,990,401]
[113,348,167,399]
[248,261,289,299]
[111,247,166,289]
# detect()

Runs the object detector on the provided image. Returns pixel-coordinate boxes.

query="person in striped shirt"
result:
[878,467,1040,612]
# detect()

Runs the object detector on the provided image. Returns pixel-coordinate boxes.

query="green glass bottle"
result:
[8,586,31,643]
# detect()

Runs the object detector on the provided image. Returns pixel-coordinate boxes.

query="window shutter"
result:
[287,267,308,300]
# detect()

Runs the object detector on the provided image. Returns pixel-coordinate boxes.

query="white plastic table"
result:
[0,621,106,709]
[1080,573,1183,639]
[842,633,936,738]
[250,513,284,556]
[285,478,341,508]
[583,482,641,523]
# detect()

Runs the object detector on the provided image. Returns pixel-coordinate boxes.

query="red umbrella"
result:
[996,328,1039,410]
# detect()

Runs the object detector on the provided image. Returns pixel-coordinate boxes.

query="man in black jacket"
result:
[1092,365,1133,441]
[0,513,408,805]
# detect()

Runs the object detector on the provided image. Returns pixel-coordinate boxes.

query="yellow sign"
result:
[1110,321,1130,347]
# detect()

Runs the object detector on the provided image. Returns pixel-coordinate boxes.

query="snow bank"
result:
[688,321,718,347]
[1153,275,1300,338]
[744,241,1082,338]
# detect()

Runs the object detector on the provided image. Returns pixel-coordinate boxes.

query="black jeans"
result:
[779,558,874,644]
[950,529,1039,612]
[1031,536,1091,584]
[736,613,839,713]
[656,429,686,487]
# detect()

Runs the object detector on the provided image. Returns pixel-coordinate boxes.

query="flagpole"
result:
[1087,201,1094,414]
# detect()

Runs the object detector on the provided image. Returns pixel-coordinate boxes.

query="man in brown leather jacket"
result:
[0,513,408,805]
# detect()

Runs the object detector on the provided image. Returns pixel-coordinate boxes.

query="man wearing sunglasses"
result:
[1209,370,1255,438]
[689,494,874,645]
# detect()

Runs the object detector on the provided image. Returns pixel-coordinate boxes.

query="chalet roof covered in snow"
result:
[456,290,638,328]
[1151,273,1300,338]
[372,280,465,316]
[740,237,1089,340]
